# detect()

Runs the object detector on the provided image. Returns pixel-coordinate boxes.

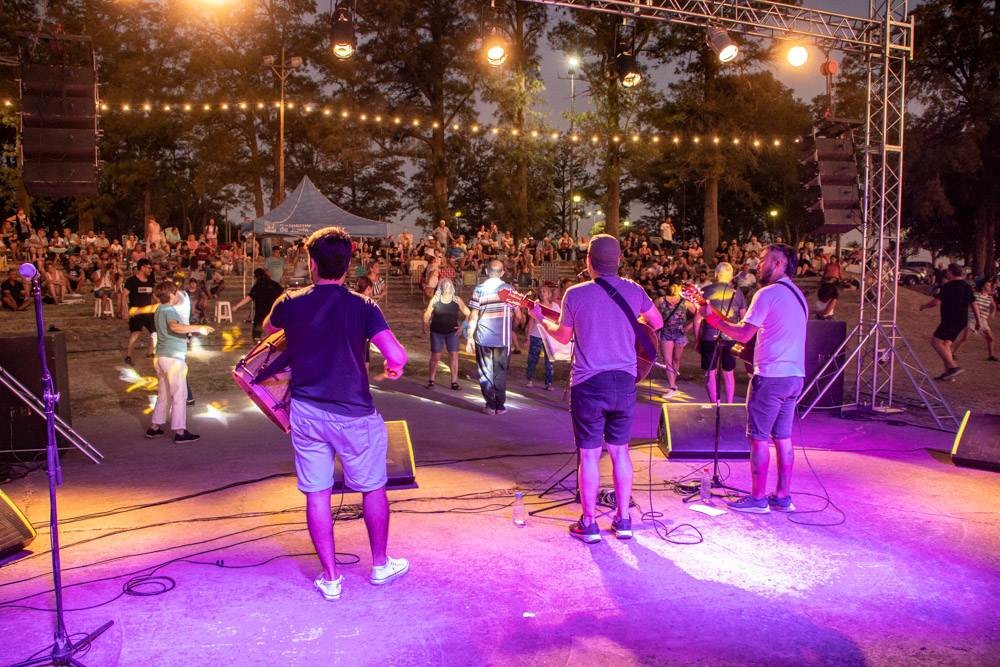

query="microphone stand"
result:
[684,331,747,503]
[15,266,113,667]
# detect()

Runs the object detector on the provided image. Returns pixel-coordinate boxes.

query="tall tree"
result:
[905,0,999,277]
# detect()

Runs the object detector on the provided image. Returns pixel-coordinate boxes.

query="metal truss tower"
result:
[523,0,958,430]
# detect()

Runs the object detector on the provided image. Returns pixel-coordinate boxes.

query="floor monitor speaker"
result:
[0,489,37,558]
[334,420,416,490]
[952,411,1000,473]
[657,403,750,460]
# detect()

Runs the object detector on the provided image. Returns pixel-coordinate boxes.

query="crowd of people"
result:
[3,205,996,392]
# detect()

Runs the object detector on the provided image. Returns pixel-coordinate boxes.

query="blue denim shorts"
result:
[430,331,459,353]
[570,371,636,449]
[746,375,804,441]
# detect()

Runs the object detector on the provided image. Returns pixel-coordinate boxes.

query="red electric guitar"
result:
[498,288,661,383]
[680,282,756,369]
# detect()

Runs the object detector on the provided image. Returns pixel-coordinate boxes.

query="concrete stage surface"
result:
[1,380,998,667]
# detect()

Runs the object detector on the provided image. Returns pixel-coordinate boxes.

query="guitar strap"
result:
[595,277,657,360]
[774,279,808,318]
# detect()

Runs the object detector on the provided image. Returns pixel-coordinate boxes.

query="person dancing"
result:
[657,283,695,398]
[422,278,469,390]
[264,226,409,601]
[528,235,663,542]
[696,244,807,513]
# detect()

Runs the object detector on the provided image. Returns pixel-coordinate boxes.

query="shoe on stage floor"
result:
[145,426,164,439]
[314,574,343,601]
[767,494,796,512]
[569,516,601,544]
[370,556,409,585]
[610,515,633,540]
[727,495,770,514]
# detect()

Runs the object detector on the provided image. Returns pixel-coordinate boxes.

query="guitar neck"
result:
[523,298,560,324]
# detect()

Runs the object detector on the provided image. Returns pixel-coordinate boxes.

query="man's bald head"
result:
[487,260,504,278]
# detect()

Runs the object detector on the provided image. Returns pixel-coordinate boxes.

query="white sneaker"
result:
[370,556,409,585]
[314,574,343,600]
[661,388,677,399]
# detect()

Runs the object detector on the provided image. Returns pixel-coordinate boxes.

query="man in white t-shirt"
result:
[698,243,807,514]
[659,217,675,247]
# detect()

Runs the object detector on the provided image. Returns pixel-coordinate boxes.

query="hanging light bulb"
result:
[331,3,356,60]
[706,26,738,63]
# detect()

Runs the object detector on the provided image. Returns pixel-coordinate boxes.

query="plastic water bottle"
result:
[699,468,711,503]
[512,491,527,526]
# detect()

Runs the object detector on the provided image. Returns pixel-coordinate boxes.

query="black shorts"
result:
[129,313,155,333]
[700,339,736,372]
[933,322,965,343]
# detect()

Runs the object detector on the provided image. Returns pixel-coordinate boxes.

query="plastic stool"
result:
[93,298,114,318]
[214,300,233,324]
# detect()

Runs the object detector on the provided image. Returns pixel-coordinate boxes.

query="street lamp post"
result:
[263,47,302,207]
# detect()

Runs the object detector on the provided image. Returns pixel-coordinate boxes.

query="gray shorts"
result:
[289,399,388,493]
[746,375,803,441]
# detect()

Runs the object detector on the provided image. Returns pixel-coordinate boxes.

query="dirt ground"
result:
[0,270,996,426]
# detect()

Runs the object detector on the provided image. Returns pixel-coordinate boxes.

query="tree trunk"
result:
[143,183,152,221]
[431,123,448,223]
[974,205,996,278]
[606,146,621,238]
[703,173,720,260]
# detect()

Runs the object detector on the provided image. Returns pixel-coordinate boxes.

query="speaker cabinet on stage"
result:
[0,489,36,558]
[0,332,72,463]
[657,403,750,460]
[952,411,1000,473]
[802,320,848,412]
[333,420,416,490]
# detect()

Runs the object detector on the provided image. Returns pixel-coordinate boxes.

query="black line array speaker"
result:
[0,331,72,464]
[0,489,37,558]
[657,403,750,460]
[18,32,99,198]
[802,320,848,412]
[801,123,862,235]
[952,411,1000,473]
[333,420,417,490]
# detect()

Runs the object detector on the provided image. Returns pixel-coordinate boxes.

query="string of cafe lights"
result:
[1,97,795,149]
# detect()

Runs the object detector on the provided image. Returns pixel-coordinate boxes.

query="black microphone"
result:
[18,262,39,280]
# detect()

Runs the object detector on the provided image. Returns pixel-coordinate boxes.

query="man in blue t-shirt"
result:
[466,259,519,414]
[264,226,409,601]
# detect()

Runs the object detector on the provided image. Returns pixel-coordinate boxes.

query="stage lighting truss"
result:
[615,19,642,88]
[519,1,954,428]
[330,1,356,61]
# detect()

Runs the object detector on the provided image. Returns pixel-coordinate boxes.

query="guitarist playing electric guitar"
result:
[695,243,808,515]
[525,235,663,544]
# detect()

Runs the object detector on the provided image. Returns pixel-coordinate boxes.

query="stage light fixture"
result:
[787,44,809,67]
[483,0,508,67]
[614,20,642,88]
[331,3,356,60]
[706,26,738,63]
[616,52,642,88]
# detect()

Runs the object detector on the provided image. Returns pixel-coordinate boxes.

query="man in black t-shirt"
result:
[1,269,28,311]
[920,263,974,380]
[693,262,747,402]
[263,226,410,601]
[232,268,284,340]
[124,258,156,365]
